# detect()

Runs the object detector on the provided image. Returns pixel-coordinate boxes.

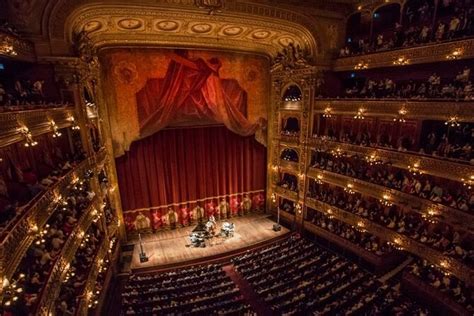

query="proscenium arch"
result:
[62,4,319,59]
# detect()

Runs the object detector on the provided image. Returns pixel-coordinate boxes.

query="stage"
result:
[129,213,289,271]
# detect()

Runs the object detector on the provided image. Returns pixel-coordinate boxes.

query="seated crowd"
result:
[232,235,429,315]
[339,0,474,57]
[0,179,96,315]
[277,173,298,192]
[122,264,251,315]
[407,258,473,313]
[316,121,473,163]
[56,223,103,316]
[342,69,472,101]
[306,208,395,257]
[0,78,70,110]
[307,181,474,268]
[310,149,473,214]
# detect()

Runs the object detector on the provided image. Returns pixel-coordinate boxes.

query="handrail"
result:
[305,197,474,286]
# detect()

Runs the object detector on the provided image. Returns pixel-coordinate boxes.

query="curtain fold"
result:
[115,125,267,214]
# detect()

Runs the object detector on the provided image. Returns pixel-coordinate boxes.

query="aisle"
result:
[223,264,274,316]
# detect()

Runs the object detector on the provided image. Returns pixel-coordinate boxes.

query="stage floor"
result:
[129,213,288,270]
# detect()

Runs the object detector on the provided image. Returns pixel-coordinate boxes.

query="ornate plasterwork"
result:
[314,100,474,122]
[64,4,318,58]
[334,38,474,72]
[0,32,36,62]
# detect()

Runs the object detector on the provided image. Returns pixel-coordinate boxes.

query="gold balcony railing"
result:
[36,198,99,315]
[307,168,474,231]
[0,31,36,62]
[305,197,474,286]
[273,185,299,202]
[313,100,474,122]
[308,137,473,182]
[0,107,75,148]
[279,134,300,144]
[333,38,474,71]
[76,237,110,315]
[279,159,299,171]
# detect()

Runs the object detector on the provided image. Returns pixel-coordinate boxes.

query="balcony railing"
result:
[36,198,99,315]
[0,152,106,282]
[0,107,75,148]
[0,30,36,62]
[307,168,474,231]
[333,37,474,71]
[305,197,474,285]
[273,185,299,201]
[279,159,299,171]
[313,99,474,122]
[308,137,473,182]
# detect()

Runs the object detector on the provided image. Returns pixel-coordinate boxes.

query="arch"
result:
[282,84,303,110]
[402,0,435,26]
[372,3,401,39]
[344,10,372,44]
[279,172,298,191]
[281,117,300,135]
[280,148,299,163]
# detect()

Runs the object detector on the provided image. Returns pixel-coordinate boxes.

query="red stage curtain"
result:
[115,125,266,212]
[136,52,264,140]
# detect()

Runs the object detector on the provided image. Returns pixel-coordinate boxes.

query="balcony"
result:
[306,168,474,231]
[279,159,299,172]
[36,198,99,315]
[305,197,474,285]
[273,185,298,201]
[0,107,75,148]
[0,153,106,281]
[309,137,473,182]
[333,38,474,72]
[0,30,36,62]
[314,99,474,122]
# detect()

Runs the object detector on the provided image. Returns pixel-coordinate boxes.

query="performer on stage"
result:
[242,194,252,215]
[192,203,205,223]
[180,204,189,227]
[219,198,230,219]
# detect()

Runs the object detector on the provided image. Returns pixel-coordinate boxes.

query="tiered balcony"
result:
[333,37,474,71]
[305,197,474,285]
[306,168,473,231]
[36,197,100,315]
[309,137,472,182]
[0,29,36,62]
[273,185,298,202]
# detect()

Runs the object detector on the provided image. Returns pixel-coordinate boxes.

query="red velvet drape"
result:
[115,125,266,212]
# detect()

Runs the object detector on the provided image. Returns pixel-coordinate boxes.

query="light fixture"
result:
[446,49,463,60]
[332,148,343,158]
[271,193,277,203]
[68,116,81,130]
[323,107,332,118]
[354,61,368,70]
[315,174,323,184]
[50,120,62,138]
[408,163,422,176]
[0,43,17,56]
[366,153,382,165]
[344,183,355,194]
[295,203,302,214]
[380,194,393,207]
[393,56,409,66]
[445,116,461,127]
[422,207,439,224]
[393,107,407,123]
[461,175,474,190]
[354,108,365,120]
[19,126,38,147]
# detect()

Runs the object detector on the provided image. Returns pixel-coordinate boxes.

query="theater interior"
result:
[0,0,473,315]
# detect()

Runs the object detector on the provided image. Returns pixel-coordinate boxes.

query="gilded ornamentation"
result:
[271,43,311,72]
[156,20,180,31]
[195,0,225,14]
[113,61,138,85]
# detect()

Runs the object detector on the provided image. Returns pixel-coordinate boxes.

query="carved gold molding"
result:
[273,185,299,202]
[314,100,474,122]
[0,107,75,148]
[0,31,36,62]
[307,168,474,231]
[334,38,474,71]
[65,4,317,58]
[309,138,474,183]
[306,197,474,286]
[36,198,99,315]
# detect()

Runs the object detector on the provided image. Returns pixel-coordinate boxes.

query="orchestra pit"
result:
[0,0,473,315]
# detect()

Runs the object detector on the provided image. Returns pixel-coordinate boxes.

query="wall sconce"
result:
[445,116,461,127]
[271,193,277,203]
[393,107,407,123]
[323,107,332,118]
[356,221,365,232]
[50,120,62,138]
[408,162,422,176]
[295,203,302,214]
[332,148,343,158]
[344,183,355,194]
[68,116,81,130]
[354,108,365,120]
[461,175,474,190]
[446,49,462,60]
[393,56,410,66]
[422,207,439,224]
[19,126,38,147]
[365,153,382,165]
[380,194,393,207]
[354,61,368,70]
[315,174,323,184]
[0,43,17,56]
[439,259,450,270]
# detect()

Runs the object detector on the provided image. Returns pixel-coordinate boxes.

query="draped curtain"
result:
[136,52,264,140]
[115,125,266,213]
